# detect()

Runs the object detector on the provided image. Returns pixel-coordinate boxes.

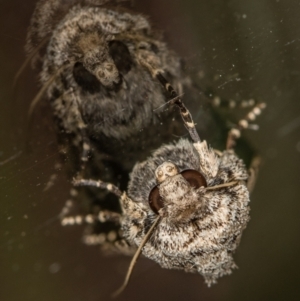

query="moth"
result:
[25,0,186,167]
[65,78,265,293]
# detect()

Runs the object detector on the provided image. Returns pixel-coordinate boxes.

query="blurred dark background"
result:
[1,0,300,300]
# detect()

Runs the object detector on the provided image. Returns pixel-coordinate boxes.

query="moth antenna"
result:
[246,156,261,193]
[206,181,239,190]
[13,38,49,90]
[0,151,22,166]
[112,216,161,298]
[24,64,71,156]
[28,64,69,120]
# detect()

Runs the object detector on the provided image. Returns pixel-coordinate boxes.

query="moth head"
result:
[75,33,122,89]
[155,161,179,183]
[149,161,207,223]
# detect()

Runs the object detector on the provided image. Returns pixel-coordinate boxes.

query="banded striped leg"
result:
[61,208,121,227]
[79,135,91,164]
[73,179,123,247]
[61,179,122,227]
[82,224,122,246]
[155,72,201,143]
[226,102,266,150]
[70,91,93,166]
[83,229,134,252]
[211,96,257,109]
[73,178,122,197]
[137,56,200,143]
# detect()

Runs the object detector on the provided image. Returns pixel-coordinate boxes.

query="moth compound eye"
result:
[109,40,133,74]
[180,170,207,189]
[148,186,164,215]
[73,62,102,94]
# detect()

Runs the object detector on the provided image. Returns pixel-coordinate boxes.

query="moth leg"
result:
[51,88,92,170]
[155,71,201,143]
[83,230,119,246]
[138,57,201,143]
[79,134,92,165]
[226,102,266,150]
[60,195,123,250]
[58,198,91,227]
[210,95,258,109]
[61,210,121,226]
[247,155,261,193]
[60,179,122,226]
[69,91,92,167]
[113,238,136,255]
[43,161,63,191]
[70,180,139,253]
[82,229,134,254]
[73,178,122,197]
